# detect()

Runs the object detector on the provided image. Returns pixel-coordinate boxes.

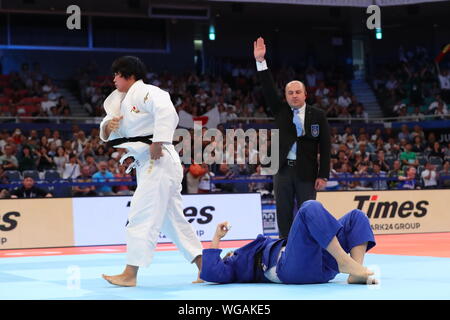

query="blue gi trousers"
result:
[276,200,376,284]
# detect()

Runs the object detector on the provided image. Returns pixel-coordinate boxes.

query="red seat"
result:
[32,97,45,104]
[0,105,10,113]
[96,75,112,81]
[17,89,29,98]
[20,97,36,105]
[0,96,10,104]
[24,105,39,113]
[3,88,14,97]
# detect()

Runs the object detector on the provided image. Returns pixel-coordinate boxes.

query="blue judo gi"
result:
[200,200,376,284]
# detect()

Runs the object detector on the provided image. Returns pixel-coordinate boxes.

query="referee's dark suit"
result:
[258,68,331,238]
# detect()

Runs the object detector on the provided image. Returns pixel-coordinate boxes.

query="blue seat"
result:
[4,170,21,182]
[22,170,40,181]
[44,170,61,182]
[429,157,443,166]
[417,156,427,166]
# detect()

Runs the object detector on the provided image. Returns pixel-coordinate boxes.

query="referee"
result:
[254,37,331,238]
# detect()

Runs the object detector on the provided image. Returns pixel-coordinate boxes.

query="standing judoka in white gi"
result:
[100,56,203,287]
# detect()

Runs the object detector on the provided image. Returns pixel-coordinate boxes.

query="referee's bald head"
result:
[285,80,307,108]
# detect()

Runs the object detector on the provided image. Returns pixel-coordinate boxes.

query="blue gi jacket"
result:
[200,235,287,284]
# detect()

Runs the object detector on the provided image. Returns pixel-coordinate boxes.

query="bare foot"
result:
[337,256,374,279]
[192,271,205,284]
[102,273,136,287]
[347,274,379,285]
[192,278,205,284]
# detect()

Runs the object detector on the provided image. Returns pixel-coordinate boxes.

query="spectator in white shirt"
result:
[226,106,238,123]
[340,126,357,144]
[385,75,399,91]
[41,79,53,93]
[392,99,407,116]
[62,153,81,180]
[434,101,449,120]
[40,93,57,116]
[305,67,317,87]
[421,162,438,189]
[428,95,448,113]
[315,81,330,106]
[337,91,352,109]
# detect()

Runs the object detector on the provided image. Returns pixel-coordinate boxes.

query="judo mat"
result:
[1,233,450,300]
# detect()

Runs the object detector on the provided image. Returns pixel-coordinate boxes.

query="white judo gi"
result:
[99,80,203,267]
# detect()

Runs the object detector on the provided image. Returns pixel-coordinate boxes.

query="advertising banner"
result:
[317,190,450,235]
[0,199,74,249]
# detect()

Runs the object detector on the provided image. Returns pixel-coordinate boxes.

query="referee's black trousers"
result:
[273,163,317,239]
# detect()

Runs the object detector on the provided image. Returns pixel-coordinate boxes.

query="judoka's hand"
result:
[107,115,123,132]
[150,142,164,160]
[214,222,231,240]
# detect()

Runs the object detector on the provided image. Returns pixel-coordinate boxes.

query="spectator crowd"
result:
[0,121,449,199]
[372,45,449,120]
[0,50,449,198]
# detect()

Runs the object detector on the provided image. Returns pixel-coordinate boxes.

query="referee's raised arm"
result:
[254,37,282,116]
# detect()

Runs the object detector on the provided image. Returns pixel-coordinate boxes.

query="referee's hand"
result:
[315,178,327,191]
[253,37,266,62]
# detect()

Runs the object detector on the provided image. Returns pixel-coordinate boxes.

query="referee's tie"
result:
[291,108,303,155]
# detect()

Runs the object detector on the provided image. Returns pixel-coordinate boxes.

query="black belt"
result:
[254,249,264,273]
[106,135,153,149]
[254,249,269,283]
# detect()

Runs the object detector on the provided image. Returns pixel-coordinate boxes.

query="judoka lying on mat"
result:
[200,200,378,285]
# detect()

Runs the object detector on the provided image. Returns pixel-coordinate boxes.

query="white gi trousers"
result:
[125,143,203,267]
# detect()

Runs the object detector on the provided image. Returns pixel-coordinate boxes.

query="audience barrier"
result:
[2,175,450,195]
[1,188,450,250]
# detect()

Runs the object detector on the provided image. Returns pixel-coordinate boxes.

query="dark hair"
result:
[111,56,147,81]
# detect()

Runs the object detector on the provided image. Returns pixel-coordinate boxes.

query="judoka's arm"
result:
[210,221,231,248]
[200,249,235,283]
[200,222,235,283]
[146,89,178,159]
